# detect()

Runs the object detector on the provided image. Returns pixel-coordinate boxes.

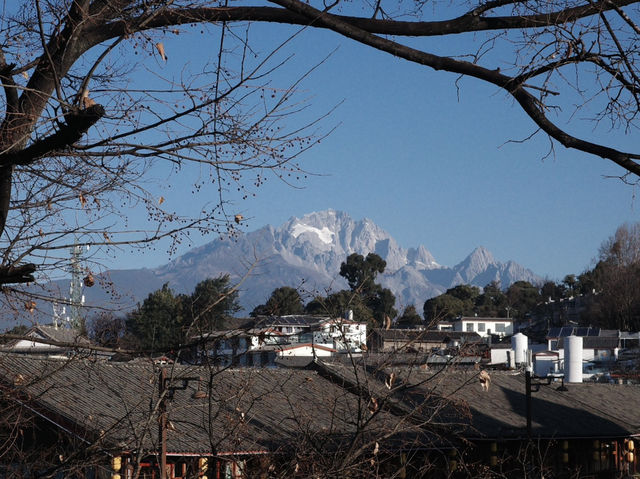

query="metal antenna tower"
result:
[68,243,86,330]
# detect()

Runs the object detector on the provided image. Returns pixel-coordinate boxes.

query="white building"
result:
[2,324,92,358]
[277,343,337,358]
[451,317,514,338]
[312,317,367,351]
[546,327,620,364]
[191,314,367,365]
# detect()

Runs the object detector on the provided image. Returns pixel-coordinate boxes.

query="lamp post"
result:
[158,367,207,479]
[159,368,168,479]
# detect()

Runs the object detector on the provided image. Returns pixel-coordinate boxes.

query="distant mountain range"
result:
[73,210,541,316]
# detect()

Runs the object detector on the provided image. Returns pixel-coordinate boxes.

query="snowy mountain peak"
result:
[407,245,440,269]
[79,210,541,314]
[290,222,335,244]
[466,246,496,269]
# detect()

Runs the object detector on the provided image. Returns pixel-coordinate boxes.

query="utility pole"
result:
[157,367,206,479]
[159,367,168,479]
[525,368,532,438]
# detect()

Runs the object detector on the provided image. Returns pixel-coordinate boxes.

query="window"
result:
[477,323,486,332]
[495,323,506,333]
[466,323,474,332]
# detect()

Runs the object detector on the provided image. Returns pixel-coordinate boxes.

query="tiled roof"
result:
[314,359,640,440]
[261,315,330,327]
[3,325,92,351]
[432,371,640,440]
[33,325,91,344]
[0,353,415,456]
[2,352,639,459]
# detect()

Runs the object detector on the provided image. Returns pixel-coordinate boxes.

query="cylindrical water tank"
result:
[565,335,583,383]
[511,333,528,365]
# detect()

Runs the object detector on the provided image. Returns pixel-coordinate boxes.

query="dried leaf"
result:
[235,407,245,421]
[234,214,243,224]
[79,193,87,208]
[385,372,396,390]
[83,273,95,287]
[368,397,379,415]
[102,232,111,243]
[155,42,167,61]
[24,301,36,313]
[158,196,164,205]
[82,96,96,108]
[21,71,28,80]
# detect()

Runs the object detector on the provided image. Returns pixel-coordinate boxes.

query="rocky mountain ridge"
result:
[78,210,541,315]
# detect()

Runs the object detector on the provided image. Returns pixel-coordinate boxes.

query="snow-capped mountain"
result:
[79,210,541,315]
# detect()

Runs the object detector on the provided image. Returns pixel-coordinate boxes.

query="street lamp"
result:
[158,367,207,479]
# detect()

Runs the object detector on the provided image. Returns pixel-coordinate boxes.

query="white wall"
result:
[490,348,510,365]
[454,319,513,337]
[278,345,334,357]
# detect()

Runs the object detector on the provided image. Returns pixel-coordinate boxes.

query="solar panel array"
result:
[547,326,601,338]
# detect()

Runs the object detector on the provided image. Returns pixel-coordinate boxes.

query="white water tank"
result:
[511,333,528,365]
[565,335,583,383]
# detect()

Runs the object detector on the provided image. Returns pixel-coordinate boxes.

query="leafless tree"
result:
[584,222,640,330]
[1,0,639,313]
[0,1,325,311]
[263,0,640,179]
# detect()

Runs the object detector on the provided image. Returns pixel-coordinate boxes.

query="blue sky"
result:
[106,20,640,282]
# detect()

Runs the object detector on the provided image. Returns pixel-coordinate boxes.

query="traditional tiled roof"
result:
[32,325,91,345]
[0,353,419,456]
[259,315,331,327]
[3,324,91,351]
[2,352,639,459]
[313,358,640,440]
[432,371,640,440]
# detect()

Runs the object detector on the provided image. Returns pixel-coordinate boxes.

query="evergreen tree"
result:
[338,252,396,327]
[396,305,423,328]
[505,281,541,319]
[126,283,184,352]
[339,253,386,293]
[184,275,241,333]
[251,286,304,317]
[423,294,467,323]
[305,290,374,325]
[475,281,508,317]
